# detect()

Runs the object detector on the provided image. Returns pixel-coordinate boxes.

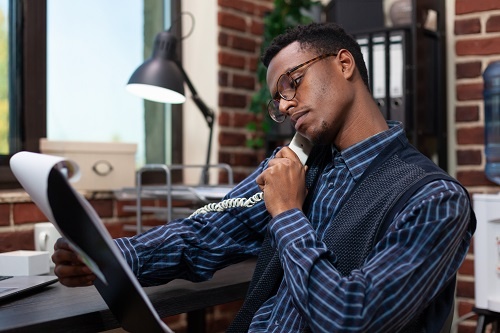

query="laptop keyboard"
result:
[0,276,13,281]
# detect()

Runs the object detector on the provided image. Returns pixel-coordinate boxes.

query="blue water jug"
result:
[484,61,500,185]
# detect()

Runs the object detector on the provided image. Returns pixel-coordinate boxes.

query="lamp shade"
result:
[126,31,186,104]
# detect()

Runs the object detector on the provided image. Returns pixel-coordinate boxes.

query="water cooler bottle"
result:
[484,61,500,185]
[474,61,500,312]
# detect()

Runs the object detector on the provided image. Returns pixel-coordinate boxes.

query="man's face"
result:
[266,42,352,146]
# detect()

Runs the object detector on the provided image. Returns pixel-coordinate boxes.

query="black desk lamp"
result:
[126,30,215,185]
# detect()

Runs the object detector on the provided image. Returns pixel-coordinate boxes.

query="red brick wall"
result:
[0,193,167,253]
[454,0,500,331]
[217,0,272,183]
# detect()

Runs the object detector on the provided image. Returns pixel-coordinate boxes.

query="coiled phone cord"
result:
[189,191,264,218]
[188,134,312,219]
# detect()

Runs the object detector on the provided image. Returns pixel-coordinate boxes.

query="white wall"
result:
[445,0,457,177]
[181,1,218,184]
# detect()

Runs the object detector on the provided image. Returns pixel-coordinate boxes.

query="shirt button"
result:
[328,183,334,189]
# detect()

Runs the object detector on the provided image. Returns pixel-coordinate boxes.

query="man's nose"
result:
[279,98,296,115]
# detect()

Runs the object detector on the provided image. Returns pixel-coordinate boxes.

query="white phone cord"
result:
[189,191,264,218]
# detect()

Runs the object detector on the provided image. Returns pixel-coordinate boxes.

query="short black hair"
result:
[262,22,370,91]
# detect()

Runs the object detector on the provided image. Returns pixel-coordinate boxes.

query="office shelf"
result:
[326,0,448,170]
[115,164,234,234]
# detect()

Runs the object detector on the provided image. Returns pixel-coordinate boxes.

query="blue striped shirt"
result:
[114,121,473,332]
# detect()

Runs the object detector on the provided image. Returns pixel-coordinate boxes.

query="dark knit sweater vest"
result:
[227,134,473,333]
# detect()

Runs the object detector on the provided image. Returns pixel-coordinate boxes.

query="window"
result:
[0,0,7,155]
[0,0,182,189]
[0,0,45,188]
[47,0,178,167]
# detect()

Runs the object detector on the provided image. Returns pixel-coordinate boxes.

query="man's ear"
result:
[336,49,355,80]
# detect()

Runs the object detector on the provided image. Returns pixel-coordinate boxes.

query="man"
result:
[53,22,475,332]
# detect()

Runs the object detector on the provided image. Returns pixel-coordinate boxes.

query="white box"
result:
[0,250,50,276]
[40,139,137,191]
[473,193,500,312]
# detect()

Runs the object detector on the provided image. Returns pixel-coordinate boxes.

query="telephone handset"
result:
[189,133,313,217]
[288,132,313,166]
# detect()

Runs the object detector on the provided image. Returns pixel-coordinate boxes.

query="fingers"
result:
[255,146,308,216]
[275,146,301,162]
[256,146,306,189]
[52,237,96,287]
[54,237,72,251]
[52,247,81,266]
[52,238,81,266]
[54,264,96,287]
[256,175,265,192]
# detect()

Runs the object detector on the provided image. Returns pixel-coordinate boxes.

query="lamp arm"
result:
[174,60,215,185]
[174,60,215,128]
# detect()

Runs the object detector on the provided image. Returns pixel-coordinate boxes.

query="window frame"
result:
[1,0,183,189]
[0,0,46,189]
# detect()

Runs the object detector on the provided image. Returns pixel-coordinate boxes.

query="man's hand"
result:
[52,237,96,287]
[256,146,308,217]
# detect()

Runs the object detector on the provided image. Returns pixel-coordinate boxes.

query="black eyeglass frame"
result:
[267,53,338,123]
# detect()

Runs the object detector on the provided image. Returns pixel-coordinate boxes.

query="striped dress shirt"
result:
[114,121,474,332]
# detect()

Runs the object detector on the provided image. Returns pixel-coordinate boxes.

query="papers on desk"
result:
[10,152,173,333]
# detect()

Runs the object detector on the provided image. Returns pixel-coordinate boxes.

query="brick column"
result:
[217,0,273,182]
[454,1,500,331]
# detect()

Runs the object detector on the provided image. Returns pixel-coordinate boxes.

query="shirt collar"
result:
[332,121,404,181]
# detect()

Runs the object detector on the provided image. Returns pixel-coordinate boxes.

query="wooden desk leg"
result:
[187,309,206,333]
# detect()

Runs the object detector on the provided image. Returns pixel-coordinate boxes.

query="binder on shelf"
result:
[356,30,407,126]
[389,31,405,124]
[371,34,387,119]
[356,36,370,76]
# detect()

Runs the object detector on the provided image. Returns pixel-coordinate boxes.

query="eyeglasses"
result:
[267,53,337,123]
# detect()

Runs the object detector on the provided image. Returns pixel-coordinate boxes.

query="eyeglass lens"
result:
[268,100,286,123]
[277,74,296,100]
[267,74,295,123]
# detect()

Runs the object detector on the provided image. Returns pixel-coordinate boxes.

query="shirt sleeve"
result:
[268,179,474,332]
[113,158,275,287]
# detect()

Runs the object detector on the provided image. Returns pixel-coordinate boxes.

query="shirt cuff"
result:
[268,208,316,253]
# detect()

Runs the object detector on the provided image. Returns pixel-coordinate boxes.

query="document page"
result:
[10,152,172,333]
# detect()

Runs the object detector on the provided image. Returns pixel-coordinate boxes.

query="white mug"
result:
[34,222,61,267]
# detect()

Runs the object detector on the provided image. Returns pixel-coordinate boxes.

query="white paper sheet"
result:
[10,152,106,284]
[10,151,172,333]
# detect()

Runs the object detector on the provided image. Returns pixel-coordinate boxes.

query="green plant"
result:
[246,0,320,149]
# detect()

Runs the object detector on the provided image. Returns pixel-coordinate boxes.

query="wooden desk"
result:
[0,259,255,333]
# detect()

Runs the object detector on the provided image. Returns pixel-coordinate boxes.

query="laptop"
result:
[0,275,58,302]
[10,152,173,333]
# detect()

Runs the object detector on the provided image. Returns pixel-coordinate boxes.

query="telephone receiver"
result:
[288,132,313,166]
[189,132,314,217]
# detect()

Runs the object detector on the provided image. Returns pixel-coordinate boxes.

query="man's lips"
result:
[290,110,308,126]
